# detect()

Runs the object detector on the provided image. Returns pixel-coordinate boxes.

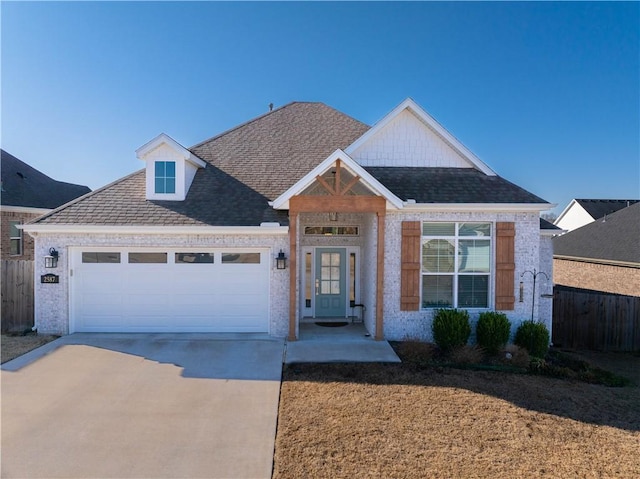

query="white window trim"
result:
[420,222,493,310]
[9,221,22,256]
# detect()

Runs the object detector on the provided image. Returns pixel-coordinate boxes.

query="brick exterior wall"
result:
[1,210,42,260]
[554,259,640,297]
[382,211,550,342]
[33,232,289,336]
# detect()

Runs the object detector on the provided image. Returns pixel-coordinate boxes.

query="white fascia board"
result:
[21,224,289,236]
[541,228,566,237]
[271,149,404,210]
[136,133,206,168]
[1,205,52,215]
[345,98,496,176]
[401,202,556,213]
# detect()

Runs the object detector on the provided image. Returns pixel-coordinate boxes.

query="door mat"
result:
[315,322,349,327]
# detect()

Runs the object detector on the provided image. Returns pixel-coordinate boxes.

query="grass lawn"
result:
[274,355,640,478]
[1,334,59,364]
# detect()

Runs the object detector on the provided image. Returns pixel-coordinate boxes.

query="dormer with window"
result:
[136,133,206,201]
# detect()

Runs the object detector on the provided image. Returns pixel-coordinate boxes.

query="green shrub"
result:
[476,311,511,355]
[431,309,471,352]
[514,320,550,358]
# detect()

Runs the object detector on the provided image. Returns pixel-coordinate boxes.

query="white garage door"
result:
[71,248,270,333]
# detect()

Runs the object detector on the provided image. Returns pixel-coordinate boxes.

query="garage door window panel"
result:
[175,253,214,264]
[128,252,168,263]
[82,252,121,263]
[222,253,260,264]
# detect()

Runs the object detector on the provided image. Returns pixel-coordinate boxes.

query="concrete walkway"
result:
[1,334,284,479]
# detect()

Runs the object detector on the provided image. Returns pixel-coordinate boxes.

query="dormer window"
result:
[155,161,176,194]
[136,133,206,201]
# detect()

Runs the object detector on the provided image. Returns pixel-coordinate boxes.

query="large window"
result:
[9,221,22,255]
[422,222,491,309]
[154,161,176,194]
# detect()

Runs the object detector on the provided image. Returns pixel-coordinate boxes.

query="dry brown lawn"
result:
[274,361,640,479]
[1,334,58,364]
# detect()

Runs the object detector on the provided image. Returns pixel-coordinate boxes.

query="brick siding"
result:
[1,211,40,260]
[554,258,640,297]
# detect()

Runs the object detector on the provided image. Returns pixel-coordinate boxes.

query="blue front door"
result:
[314,248,347,318]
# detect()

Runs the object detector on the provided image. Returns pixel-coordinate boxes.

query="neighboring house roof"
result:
[575,199,639,220]
[553,202,640,266]
[540,218,562,231]
[30,100,550,228]
[1,150,91,209]
[364,167,546,204]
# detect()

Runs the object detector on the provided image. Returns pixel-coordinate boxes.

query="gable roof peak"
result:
[346,97,496,176]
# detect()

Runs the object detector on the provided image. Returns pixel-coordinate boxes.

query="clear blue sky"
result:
[2,1,639,214]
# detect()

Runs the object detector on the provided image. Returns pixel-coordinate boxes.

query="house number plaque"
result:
[41,274,60,284]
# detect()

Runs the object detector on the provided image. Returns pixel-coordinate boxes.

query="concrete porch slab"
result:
[285,323,401,363]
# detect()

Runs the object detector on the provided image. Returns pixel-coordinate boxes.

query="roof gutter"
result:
[554,254,640,269]
[401,202,555,213]
[20,224,289,236]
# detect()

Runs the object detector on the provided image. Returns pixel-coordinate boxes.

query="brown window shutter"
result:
[401,221,421,311]
[495,222,515,310]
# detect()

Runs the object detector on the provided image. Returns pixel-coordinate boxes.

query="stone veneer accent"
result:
[554,259,640,297]
[33,232,289,336]
[381,211,548,342]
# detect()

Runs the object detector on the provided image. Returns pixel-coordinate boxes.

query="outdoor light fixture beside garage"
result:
[45,248,59,268]
[276,250,287,270]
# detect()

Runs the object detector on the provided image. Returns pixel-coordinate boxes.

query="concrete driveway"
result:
[1,333,285,479]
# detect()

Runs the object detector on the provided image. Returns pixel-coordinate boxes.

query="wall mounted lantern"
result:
[276,250,287,270]
[45,248,59,268]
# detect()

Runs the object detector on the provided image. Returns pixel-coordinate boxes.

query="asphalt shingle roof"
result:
[575,199,639,220]
[553,202,640,265]
[1,150,91,209]
[33,101,549,227]
[365,167,546,204]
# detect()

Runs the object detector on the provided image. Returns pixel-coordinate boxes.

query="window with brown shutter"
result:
[495,222,515,310]
[401,221,420,311]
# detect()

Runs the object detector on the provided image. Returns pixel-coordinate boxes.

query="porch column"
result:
[288,212,298,341]
[375,210,385,340]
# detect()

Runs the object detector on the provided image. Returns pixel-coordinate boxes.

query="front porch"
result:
[284,323,400,363]
[280,156,391,341]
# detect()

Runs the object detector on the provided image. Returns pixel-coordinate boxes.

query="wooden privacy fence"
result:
[1,260,34,332]
[552,285,640,352]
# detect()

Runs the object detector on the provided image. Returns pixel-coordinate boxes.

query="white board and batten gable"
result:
[346,98,496,175]
[136,133,206,201]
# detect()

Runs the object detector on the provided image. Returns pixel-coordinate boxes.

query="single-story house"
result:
[554,198,639,232]
[1,149,90,260]
[554,202,640,297]
[24,98,555,341]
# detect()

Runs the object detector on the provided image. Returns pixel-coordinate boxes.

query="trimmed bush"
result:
[431,309,471,352]
[476,311,511,355]
[514,320,550,358]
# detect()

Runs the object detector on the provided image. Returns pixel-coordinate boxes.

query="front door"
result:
[314,248,347,318]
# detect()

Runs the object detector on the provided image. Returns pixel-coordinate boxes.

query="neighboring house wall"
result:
[33,233,290,336]
[1,210,41,260]
[554,259,640,297]
[382,211,546,342]
[555,204,593,232]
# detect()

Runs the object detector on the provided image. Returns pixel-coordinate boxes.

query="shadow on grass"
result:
[282,359,640,432]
